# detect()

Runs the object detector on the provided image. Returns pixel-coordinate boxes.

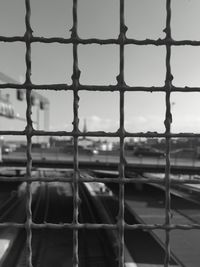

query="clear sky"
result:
[0,0,200,140]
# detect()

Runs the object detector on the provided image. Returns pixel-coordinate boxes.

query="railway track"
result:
[0,170,120,267]
[0,181,46,267]
[138,182,200,225]
[79,184,117,267]
[104,177,200,267]
[88,180,179,266]
[1,168,199,266]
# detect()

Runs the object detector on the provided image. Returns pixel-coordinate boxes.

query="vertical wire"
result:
[25,0,33,266]
[164,0,172,266]
[117,0,127,266]
[71,0,80,266]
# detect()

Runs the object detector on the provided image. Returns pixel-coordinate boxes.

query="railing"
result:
[3,150,200,175]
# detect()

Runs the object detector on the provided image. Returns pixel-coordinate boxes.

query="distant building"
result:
[49,137,73,148]
[0,93,15,119]
[146,138,159,146]
[100,141,113,151]
[79,119,94,149]
[124,142,135,151]
[49,119,95,150]
[49,119,115,152]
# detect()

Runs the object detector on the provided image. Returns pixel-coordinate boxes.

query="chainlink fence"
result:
[0,0,200,266]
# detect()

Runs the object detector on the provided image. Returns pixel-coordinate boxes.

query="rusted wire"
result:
[0,221,200,230]
[117,0,126,265]
[2,35,200,46]
[25,0,33,266]
[2,130,200,140]
[2,129,200,139]
[71,0,80,266]
[164,1,172,266]
[2,82,200,93]
[1,175,200,185]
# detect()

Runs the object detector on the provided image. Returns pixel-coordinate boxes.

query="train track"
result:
[141,182,200,225]
[1,168,199,266]
[78,184,117,267]
[104,177,200,267]
[0,170,120,267]
[0,181,46,267]
[89,181,179,266]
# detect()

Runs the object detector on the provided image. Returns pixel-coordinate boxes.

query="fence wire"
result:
[0,0,199,266]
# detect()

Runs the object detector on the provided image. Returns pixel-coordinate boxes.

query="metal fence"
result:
[1,0,200,266]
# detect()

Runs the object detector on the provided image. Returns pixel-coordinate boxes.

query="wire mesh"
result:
[0,0,199,266]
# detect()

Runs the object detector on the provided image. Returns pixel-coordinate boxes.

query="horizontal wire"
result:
[2,83,200,93]
[1,129,200,138]
[2,35,200,46]
[0,176,199,184]
[0,222,199,230]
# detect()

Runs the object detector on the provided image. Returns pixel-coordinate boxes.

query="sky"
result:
[0,0,200,140]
